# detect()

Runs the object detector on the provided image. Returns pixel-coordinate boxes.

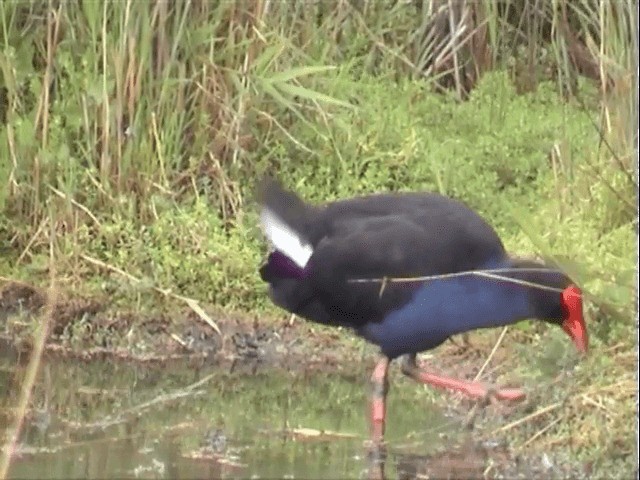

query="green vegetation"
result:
[0,0,636,478]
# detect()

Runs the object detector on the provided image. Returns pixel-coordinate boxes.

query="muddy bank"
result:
[0,280,599,479]
[0,279,574,423]
[0,280,503,380]
[0,280,342,368]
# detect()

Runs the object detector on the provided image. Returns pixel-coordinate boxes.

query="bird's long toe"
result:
[489,386,526,402]
[460,382,526,403]
[401,354,526,402]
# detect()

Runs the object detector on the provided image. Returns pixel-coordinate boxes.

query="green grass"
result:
[0,1,636,478]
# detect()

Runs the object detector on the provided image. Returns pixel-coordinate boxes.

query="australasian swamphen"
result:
[256,177,588,442]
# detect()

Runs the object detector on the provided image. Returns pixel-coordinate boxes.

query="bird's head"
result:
[510,257,588,354]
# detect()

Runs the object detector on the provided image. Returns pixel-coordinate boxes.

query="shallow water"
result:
[1,343,483,480]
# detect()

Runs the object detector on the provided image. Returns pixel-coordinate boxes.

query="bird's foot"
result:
[401,354,526,403]
[463,383,526,403]
[464,385,525,429]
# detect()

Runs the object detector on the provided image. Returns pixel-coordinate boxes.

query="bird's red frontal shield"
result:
[561,285,588,353]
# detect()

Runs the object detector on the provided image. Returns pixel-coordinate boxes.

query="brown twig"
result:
[473,326,508,382]
[491,402,561,435]
[0,212,59,479]
[79,254,221,335]
[47,185,102,227]
[349,268,568,294]
[516,415,564,451]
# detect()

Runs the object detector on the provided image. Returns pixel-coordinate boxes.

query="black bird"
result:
[256,178,588,442]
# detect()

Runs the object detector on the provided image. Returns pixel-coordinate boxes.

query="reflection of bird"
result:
[256,177,588,443]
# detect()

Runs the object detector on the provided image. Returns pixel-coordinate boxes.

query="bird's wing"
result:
[306,215,504,325]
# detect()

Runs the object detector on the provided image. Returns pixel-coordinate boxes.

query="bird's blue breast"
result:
[357,259,534,359]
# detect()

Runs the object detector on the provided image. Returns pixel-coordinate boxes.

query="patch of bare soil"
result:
[0,281,360,377]
[0,281,104,337]
[0,282,46,322]
[0,280,532,385]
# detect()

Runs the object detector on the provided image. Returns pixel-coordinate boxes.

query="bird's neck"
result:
[442,257,565,335]
[360,258,547,359]
[444,283,534,336]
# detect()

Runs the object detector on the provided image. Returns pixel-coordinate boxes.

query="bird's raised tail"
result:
[256,178,334,325]
[256,177,319,279]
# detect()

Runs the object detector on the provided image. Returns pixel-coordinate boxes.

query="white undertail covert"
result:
[260,207,313,268]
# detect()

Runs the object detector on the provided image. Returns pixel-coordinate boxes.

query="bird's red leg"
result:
[400,354,525,402]
[367,357,389,480]
[369,357,390,443]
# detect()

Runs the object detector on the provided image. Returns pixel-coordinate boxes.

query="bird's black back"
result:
[258,181,508,328]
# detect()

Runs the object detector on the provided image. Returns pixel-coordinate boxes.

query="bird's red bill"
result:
[561,284,588,353]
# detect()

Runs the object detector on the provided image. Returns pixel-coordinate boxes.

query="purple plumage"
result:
[264,250,309,279]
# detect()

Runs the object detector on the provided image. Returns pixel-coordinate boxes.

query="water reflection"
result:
[2,347,472,479]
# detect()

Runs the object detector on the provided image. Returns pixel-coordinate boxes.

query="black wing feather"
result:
[306,212,506,326]
[257,179,507,329]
